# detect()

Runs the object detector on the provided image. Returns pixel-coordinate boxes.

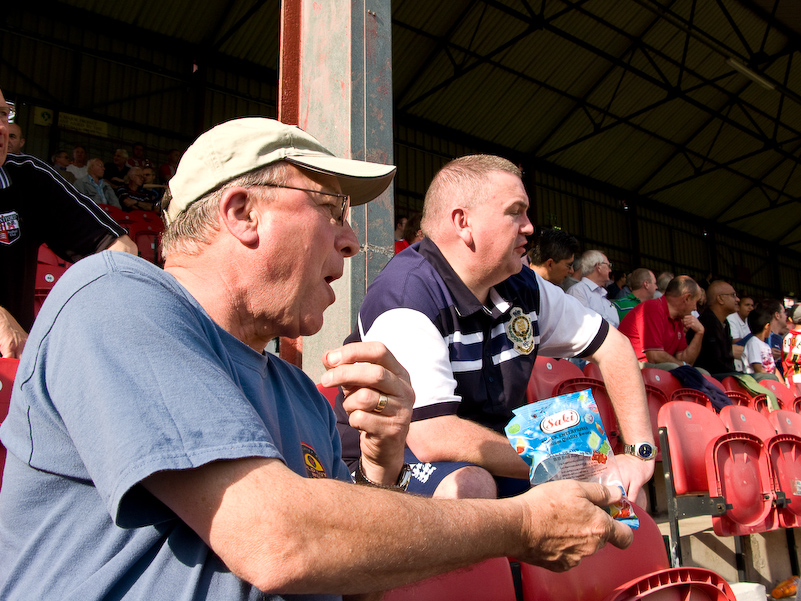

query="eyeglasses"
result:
[252,183,350,226]
[600,261,612,269]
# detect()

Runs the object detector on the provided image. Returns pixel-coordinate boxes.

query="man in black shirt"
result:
[690,280,739,377]
[0,88,136,357]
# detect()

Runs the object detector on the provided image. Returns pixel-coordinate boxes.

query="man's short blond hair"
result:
[420,155,522,239]
[161,162,291,257]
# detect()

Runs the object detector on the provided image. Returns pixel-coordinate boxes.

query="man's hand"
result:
[513,480,634,571]
[682,315,704,335]
[0,306,28,358]
[322,341,414,486]
[106,234,138,255]
[613,454,653,507]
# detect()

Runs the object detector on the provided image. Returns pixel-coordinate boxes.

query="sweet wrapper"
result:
[505,388,639,529]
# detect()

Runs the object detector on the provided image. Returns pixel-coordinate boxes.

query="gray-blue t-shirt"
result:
[0,251,349,600]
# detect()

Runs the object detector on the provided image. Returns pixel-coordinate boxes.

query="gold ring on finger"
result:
[374,393,388,413]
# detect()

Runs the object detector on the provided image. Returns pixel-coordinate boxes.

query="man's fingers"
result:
[605,517,635,550]
[323,341,408,378]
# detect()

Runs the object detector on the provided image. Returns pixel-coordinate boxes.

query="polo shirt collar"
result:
[417,237,510,318]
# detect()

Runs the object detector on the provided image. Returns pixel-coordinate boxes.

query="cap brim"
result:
[286,156,396,206]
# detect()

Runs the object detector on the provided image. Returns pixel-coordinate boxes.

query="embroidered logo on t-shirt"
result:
[301,442,328,479]
[0,211,21,246]
[507,306,534,355]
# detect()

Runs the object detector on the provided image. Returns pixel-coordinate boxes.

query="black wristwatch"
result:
[355,458,412,492]
[623,442,656,461]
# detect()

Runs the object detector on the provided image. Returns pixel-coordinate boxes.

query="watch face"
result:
[638,444,655,459]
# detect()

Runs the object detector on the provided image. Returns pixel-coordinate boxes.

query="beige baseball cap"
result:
[164,117,396,224]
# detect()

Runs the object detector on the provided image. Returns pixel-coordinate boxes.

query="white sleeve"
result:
[535,274,606,358]
[360,308,460,413]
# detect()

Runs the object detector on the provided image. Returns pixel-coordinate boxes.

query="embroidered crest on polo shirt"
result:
[0,211,21,246]
[507,307,534,355]
[301,442,328,479]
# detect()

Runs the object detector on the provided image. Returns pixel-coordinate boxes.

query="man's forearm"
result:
[591,329,653,446]
[407,415,530,479]
[644,349,681,365]
[676,333,703,365]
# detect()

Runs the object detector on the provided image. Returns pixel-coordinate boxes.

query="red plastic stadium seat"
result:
[34,262,69,317]
[603,567,737,601]
[384,557,517,601]
[760,379,795,410]
[583,361,603,380]
[769,410,801,436]
[0,358,20,490]
[526,356,584,403]
[519,503,670,601]
[721,376,770,413]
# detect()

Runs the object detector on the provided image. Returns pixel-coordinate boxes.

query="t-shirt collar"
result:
[0,165,11,190]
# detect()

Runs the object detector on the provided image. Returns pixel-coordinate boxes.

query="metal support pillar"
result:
[279,0,395,381]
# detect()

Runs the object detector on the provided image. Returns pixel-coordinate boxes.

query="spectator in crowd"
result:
[527,227,579,286]
[0,88,134,358]
[0,118,635,598]
[783,305,801,392]
[618,276,705,369]
[612,268,656,322]
[159,148,180,183]
[7,123,24,155]
[105,148,130,190]
[394,215,409,254]
[126,141,150,169]
[560,255,581,292]
[75,158,121,209]
[401,212,423,247]
[744,306,780,380]
[567,250,620,326]
[117,166,159,212]
[606,270,627,300]
[67,145,88,180]
[727,294,753,372]
[50,150,75,184]
[689,280,739,377]
[141,165,164,202]
[653,271,673,299]
[336,154,654,503]
[759,299,789,374]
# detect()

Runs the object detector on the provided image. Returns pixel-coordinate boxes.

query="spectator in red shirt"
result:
[618,275,705,369]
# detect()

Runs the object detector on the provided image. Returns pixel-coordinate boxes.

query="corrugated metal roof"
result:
[5,0,801,252]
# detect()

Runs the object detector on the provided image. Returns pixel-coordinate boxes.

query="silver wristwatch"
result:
[623,442,656,461]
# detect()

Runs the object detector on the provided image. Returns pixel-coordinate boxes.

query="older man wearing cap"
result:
[0,118,635,599]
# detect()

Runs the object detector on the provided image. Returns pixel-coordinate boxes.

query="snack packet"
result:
[505,388,639,529]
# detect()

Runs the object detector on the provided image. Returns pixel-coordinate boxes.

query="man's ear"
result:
[450,207,474,247]
[219,187,260,246]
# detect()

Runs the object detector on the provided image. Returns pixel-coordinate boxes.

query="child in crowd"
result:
[744,306,779,380]
[783,305,801,392]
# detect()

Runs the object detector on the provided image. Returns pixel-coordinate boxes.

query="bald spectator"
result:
[67,145,88,180]
[612,268,656,322]
[7,123,24,155]
[653,271,673,299]
[689,280,739,377]
[618,276,705,369]
[75,158,121,209]
[567,249,620,326]
[528,227,580,286]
